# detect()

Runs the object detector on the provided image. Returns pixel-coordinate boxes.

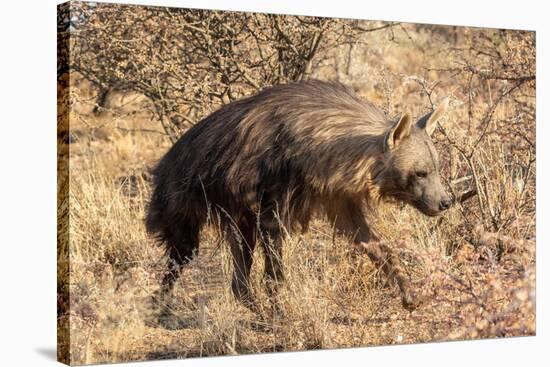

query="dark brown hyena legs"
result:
[228,215,258,311]
[154,219,201,308]
[229,213,285,313]
[327,198,419,310]
[259,225,284,301]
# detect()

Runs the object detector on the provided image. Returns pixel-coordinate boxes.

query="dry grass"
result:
[58,24,535,365]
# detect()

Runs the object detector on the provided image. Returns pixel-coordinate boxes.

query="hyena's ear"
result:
[417,97,449,136]
[386,112,413,150]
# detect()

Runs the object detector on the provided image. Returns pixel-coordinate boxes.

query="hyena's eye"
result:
[415,170,428,178]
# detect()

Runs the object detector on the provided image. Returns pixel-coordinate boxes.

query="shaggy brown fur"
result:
[146,79,451,312]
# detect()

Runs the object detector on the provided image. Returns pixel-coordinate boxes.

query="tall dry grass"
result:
[58,24,535,365]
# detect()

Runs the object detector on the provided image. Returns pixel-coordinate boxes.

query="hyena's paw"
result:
[148,290,164,309]
[233,287,263,315]
[142,292,175,328]
[400,287,427,311]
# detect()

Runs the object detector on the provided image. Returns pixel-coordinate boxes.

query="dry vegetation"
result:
[58,2,535,365]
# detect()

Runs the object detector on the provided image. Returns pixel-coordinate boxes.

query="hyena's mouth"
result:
[387,192,442,217]
[410,199,443,217]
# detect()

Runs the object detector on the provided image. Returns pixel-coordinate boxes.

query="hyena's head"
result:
[379,98,452,217]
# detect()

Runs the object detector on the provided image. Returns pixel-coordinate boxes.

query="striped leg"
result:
[229,215,257,311]
[327,197,419,310]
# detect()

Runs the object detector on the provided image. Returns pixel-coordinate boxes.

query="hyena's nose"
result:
[439,198,452,211]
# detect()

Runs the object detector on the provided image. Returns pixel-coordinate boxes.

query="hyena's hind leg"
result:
[326,198,419,310]
[228,214,258,312]
[259,222,285,301]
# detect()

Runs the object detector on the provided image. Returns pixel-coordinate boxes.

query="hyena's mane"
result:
[147,79,394,236]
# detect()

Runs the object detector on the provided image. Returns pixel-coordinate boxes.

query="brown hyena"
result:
[146,79,451,312]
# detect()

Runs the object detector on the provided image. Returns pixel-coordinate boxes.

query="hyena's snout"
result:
[438,194,452,211]
[420,184,452,216]
[427,177,453,214]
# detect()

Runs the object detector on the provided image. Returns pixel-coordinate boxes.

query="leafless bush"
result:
[413,29,536,249]
[63,2,396,141]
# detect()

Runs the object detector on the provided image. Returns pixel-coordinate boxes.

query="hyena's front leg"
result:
[357,241,419,310]
[327,198,419,310]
